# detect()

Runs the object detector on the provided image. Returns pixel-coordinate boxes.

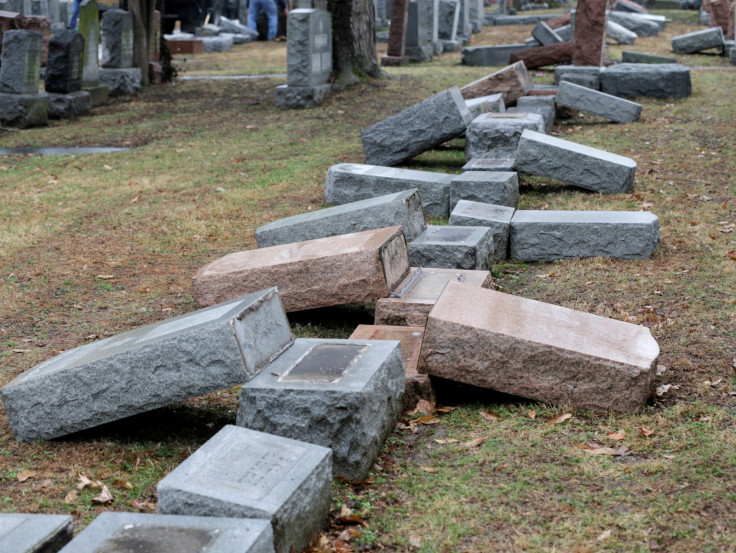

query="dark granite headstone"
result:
[45,29,83,93]
[0,29,42,93]
[101,9,134,68]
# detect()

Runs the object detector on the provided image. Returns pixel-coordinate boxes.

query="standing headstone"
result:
[0,514,72,553]
[456,0,470,42]
[0,29,42,93]
[438,0,460,42]
[101,9,134,68]
[572,0,607,66]
[77,0,108,105]
[275,8,331,109]
[382,0,409,65]
[44,28,89,118]
[405,0,432,62]
[426,0,442,55]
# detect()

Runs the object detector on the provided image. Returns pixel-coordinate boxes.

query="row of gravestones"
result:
[0,1,142,128]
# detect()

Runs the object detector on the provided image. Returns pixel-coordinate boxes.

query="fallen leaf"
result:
[91,485,114,504]
[597,529,612,541]
[528,410,537,419]
[114,478,133,490]
[96,274,115,280]
[434,438,460,444]
[76,474,95,490]
[332,539,353,553]
[16,470,35,482]
[130,499,156,511]
[577,442,630,456]
[638,426,654,437]
[409,534,423,548]
[415,415,441,425]
[435,406,456,414]
[103,164,113,170]
[339,504,352,518]
[64,490,78,504]
[420,465,439,473]
[480,411,500,422]
[727,251,736,261]
[12,349,30,353]
[656,384,680,396]
[413,399,436,416]
[547,413,573,425]
[464,437,488,448]
[606,430,626,441]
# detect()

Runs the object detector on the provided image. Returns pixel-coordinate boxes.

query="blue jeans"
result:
[69,0,80,28]
[248,0,278,40]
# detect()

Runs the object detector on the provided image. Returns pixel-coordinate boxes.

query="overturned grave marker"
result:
[449,200,515,260]
[0,513,72,553]
[466,111,545,159]
[460,61,533,104]
[450,171,519,210]
[555,80,642,123]
[599,63,691,99]
[408,225,494,270]
[671,27,724,54]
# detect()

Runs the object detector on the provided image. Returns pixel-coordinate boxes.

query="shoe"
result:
[275,35,286,41]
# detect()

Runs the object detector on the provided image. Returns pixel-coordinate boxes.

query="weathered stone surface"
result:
[201,34,233,52]
[362,87,472,167]
[256,189,426,247]
[78,0,99,86]
[44,28,83,93]
[219,14,259,37]
[286,9,331,86]
[461,43,530,66]
[438,0,459,40]
[325,163,453,217]
[546,11,571,28]
[671,27,724,53]
[461,157,516,172]
[556,80,641,123]
[531,21,563,45]
[710,0,731,35]
[572,0,607,66]
[57,513,273,553]
[158,425,331,553]
[0,92,48,128]
[515,129,636,194]
[606,19,637,44]
[508,95,555,132]
[419,282,660,414]
[375,267,493,325]
[82,83,108,106]
[613,0,648,13]
[274,83,331,109]
[450,170,519,210]
[731,44,736,64]
[441,38,461,51]
[1,291,293,442]
[16,14,49,66]
[466,112,545,159]
[460,61,533,104]
[46,89,89,118]
[599,63,691,98]
[193,227,411,312]
[0,514,72,553]
[607,10,660,36]
[405,0,432,62]
[99,67,141,96]
[465,92,505,119]
[198,23,222,36]
[449,200,514,259]
[509,41,573,69]
[509,209,659,261]
[237,338,404,481]
[555,23,573,41]
[101,9,133,68]
[553,65,600,87]
[621,50,677,63]
[408,225,494,270]
[349,324,434,407]
[0,30,42,93]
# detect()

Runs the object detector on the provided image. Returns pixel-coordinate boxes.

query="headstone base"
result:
[99,67,142,96]
[381,54,409,66]
[406,43,434,62]
[275,83,331,109]
[0,92,49,128]
[441,39,461,52]
[83,84,109,106]
[47,90,90,118]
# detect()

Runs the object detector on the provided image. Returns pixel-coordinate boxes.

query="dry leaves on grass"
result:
[606,430,626,441]
[91,485,114,504]
[726,251,736,261]
[480,411,501,422]
[420,465,440,473]
[16,470,35,482]
[464,437,488,448]
[64,490,78,504]
[414,415,441,425]
[639,426,654,437]
[76,474,102,490]
[130,499,156,511]
[547,413,573,425]
[434,438,460,445]
[409,399,436,416]
[576,442,630,456]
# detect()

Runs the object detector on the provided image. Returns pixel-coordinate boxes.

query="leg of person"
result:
[264,0,278,40]
[248,0,262,32]
[69,0,80,28]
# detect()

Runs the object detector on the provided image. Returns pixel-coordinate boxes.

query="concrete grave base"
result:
[0,92,49,128]
[509,95,556,133]
[406,43,434,62]
[449,200,515,260]
[441,39,461,52]
[275,84,331,109]
[82,84,109,106]
[47,90,90,119]
[408,225,494,270]
[553,65,601,88]
[99,67,142,96]
[0,513,72,553]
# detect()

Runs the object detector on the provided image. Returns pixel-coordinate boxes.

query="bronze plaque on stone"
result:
[280,343,367,383]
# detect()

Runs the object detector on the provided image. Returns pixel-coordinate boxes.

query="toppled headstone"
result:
[219,14,258,38]
[607,10,660,36]
[572,0,607,66]
[613,0,648,13]
[509,209,659,260]
[449,200,514,259]
[465,92,505,118]
[462,44,531,66]
[509,41,573,69]
[510,95,556,132]
[461,157,516,172]
[466,112,545,159]
[193,226,411,312]
[325,163,453,217]
[256,189,427,247]
[101,9,133,68]
[553,65,600,88]
[515,129,637,194]
[555,80,642,123]
[361,87,472,167]
[599,63,691,99]
[0,513,72,553]
[606,19,637,44]
[349,324,434,406]
[450,170,519,210]
[57,513,273,553]
[201,34,234,52]
[157,425,331,553]
[408,225,494,270]
[237,338,404,481]
[460,61,533,104]
[671,27,724,54]
[374,267,492,325]
[531,21,564,45]
[621,50,677,64]
[420,282,660,414]
[0,289,292,441]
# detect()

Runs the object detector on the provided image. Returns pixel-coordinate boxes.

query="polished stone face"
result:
[281,343,367,383]
[95,526,218,553]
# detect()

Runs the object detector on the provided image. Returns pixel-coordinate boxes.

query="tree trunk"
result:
[129,0,155,86]
[326,0,381,88]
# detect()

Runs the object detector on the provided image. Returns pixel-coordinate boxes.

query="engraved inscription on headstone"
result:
[280,343,368,383]
[94,526,219,553]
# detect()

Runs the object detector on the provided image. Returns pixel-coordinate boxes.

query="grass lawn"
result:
[0,8,735,552]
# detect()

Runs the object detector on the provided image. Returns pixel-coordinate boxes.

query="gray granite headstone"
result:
[438,0,459,40]
[405,0,432,62]
[286,8,331,87]
[556,80,642,123]
[45,29,84,93]
[56,513,274,553]
[237,338,405,481]
[531,21,563,45]
[0,513,72,553]
[553,65,600,87]
[671,27,724,54]
[449,199,515,260]
[465,92,505,119]
[157,425,332,553]
[0,288,294,441]
[101,9,134,68]
[450,170,519,209]
[607,11,660,37]
[408,225,494,270]
[461,157,516,172]
[461,43,530,66]
[621,50,677,64]
[606,19,637,45]
[465,111,545,160]
[0,30,43,94]
[78,0,100,86]
[599,63,691,99]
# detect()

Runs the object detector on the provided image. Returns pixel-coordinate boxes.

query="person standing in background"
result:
[275,0,292,40]
[248,0,278,40]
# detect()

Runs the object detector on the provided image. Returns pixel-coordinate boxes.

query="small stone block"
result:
[408,225,494,270]
[256,189,427,247]
[325,163,453,217]
[507,103,555,133]
[0,513,72,553]
[0,289,293,441]
[608,11,660,37]
[531,21,563,45]
[509,209,660,261]
[515,129,637,194]
[607,20,638,45]
[57,513,273,553]
[419,282,660,414]
[450,170,519,210]
[361,86,472,167]
[374,266,493,326]
[274,83,331,109]
[671,27,724,54]
[461,157,516,172]
[555,80,642,123]
[192,226,411,312]
[157,425,331,553]
[47,90,90,118]
[460,61,533,104]
[83,84,109,106]
[449,199,515,259]
[466,111,545,159]
[237,338,404,481]
[599,63,691,99]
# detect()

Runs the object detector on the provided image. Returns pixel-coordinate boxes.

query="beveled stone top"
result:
[389,267,492,303]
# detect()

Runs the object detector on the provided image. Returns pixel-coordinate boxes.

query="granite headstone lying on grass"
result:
[460,61,533,104]
[553,65,600,87]
[193,226,411,312]
[58,513,273,553]
[361,87,472,167]
[420,282,660,414]
[450,170,519,209]
[408,225,494,270]
[671,27,724,54]
[237,338,404,481]
[461,44,531,66]
[621,50,677,64]
[607,10,660,36]
[256,189,426,247]
[0,513,72,553]
[599,63,691,99]
[449,200,515,260]
[606,19,637,45]
[0,289,293,441]
[509,210,660,261]
[465,92,506,119]
[158,425,331,553]
[515,129,637,194]
[555,80,642,123]
[461,157,516,172]
[466,111,545,159]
